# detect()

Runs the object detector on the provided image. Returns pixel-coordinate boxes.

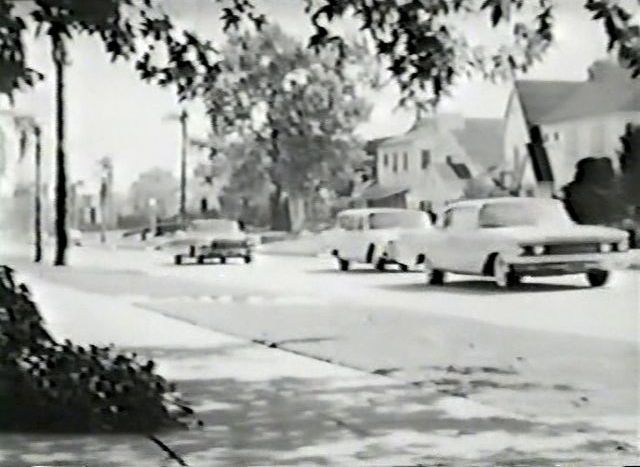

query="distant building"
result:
[505,59,640,195]
[363,114,504,210]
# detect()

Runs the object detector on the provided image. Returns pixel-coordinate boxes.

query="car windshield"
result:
[478,201,573,228]
[369,211,429,229]
[190,219,239,233]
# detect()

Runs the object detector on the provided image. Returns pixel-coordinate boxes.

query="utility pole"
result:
[98,157,112,244]
[179,109,188,224]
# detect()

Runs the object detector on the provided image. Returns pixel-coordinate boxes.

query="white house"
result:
[367,113,504,210]
[505,59,640,195]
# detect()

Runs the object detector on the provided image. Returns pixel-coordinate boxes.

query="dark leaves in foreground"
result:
[0,265,198,433]
[0,0,220,100]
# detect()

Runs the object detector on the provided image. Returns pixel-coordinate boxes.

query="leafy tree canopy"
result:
[210,25,372,199]
[215,0,640,110]
[0,0,224,99]
[619,122,640,206]
[2,0,637,109]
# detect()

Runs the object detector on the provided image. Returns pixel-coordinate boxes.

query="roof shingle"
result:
[451,118,505,171]
[514,80,582,124]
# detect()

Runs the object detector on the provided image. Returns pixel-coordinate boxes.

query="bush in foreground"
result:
[0,265,198,435]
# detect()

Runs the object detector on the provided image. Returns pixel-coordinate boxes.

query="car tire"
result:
[398,263,409,272]
[338,258,350,271]
[174,255,182,265]
[424,258,444,285]
[586,269,609,287]
[493,255,519,288]
[375,258,386,272]
[220,257,227,264]
[244,255,252,264]
[196,255,205,265]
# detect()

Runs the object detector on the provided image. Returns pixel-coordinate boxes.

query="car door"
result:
[349,214,369,262]
[437,205,482,273]
[336,213,366,262]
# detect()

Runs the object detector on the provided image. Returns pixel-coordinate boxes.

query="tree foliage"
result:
[129,167,179,218]
[0,0,220,99]
[215,0,640,110]
[562,156,625,225]
[208,25,372,229]
[619,122,640,207]
[0,265,198,436]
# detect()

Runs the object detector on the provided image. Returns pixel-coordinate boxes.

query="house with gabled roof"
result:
[362,113,504,210]
[505,59,640,195]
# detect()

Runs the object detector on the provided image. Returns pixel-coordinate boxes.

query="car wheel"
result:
[174,255,182,265]
[338,258,350,271]
[425,258,444,285]
[375,258,386,272]
[196,255,205,265]
[398,263,409,272]
[493,255,519,288]
[244,255,252,264]
[220,257,227,264]
[586,269,609,287]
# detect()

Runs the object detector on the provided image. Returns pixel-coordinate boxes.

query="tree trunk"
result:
[99,182,106,244]
[34,126,42,263]
[287,194,306,233]
[269,184,291,231]
[52,35,68,266]
[179,110,188,224]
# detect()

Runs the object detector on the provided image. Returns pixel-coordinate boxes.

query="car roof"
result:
[338,208,424,216]
[446,197,562,209]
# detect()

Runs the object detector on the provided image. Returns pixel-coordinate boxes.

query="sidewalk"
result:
[0,266,636,466]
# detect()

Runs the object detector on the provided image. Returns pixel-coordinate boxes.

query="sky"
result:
[4,0,632,193]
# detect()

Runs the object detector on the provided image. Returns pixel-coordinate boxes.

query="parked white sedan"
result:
[325,208,431,271]
[415,197,630,288]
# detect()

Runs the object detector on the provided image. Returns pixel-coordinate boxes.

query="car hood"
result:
[492,225,628,244]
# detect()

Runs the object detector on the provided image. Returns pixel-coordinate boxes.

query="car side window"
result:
[445,207,479,230]
[339,215,361,231]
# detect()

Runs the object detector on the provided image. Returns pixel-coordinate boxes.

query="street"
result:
[5,243,638,451]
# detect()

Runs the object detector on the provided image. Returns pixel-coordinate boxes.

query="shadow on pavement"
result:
[306,268,405,275]
[0,343,636,466]
[378,280,586,295]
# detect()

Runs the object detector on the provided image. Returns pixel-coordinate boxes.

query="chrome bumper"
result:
[505,252,630,276]
[198,246,251,257]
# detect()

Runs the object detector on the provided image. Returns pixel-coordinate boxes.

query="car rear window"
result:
[478,201,573,228]
[369,211,429,229]
[191,219,239,233]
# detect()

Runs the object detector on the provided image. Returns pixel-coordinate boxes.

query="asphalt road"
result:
[4,245,639,447]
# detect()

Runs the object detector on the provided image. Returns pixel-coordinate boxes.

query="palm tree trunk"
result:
[99,180,106,243]
[34,125,42,263]
[52,35,68,266]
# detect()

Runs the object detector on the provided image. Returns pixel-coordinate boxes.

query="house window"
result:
[403,152,408,171]
[554,132,560,141]
[382,153,388,167]
[392,153,398,173]
[421,150,431,169]
[543,133,549,143]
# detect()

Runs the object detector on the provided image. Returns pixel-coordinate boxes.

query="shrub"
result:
[0,265,198,434]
